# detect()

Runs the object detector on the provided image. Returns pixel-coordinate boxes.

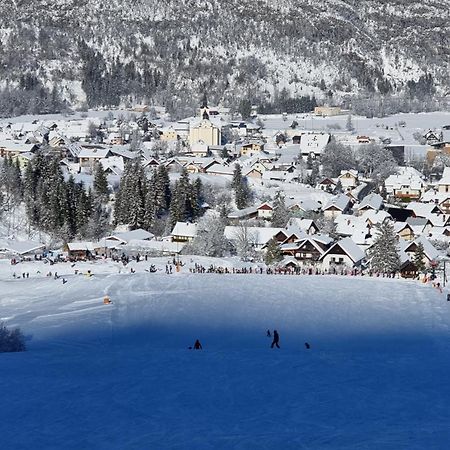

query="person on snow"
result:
[271,330,280,349]
[266,329,271,337]
[193,339,203,350]
[305,342,310,349]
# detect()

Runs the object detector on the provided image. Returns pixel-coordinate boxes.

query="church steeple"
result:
[200,92,209,120]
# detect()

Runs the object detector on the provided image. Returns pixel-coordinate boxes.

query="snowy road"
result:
[1,268,450,449]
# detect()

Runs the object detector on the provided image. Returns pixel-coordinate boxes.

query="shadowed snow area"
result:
[1,271,450,449]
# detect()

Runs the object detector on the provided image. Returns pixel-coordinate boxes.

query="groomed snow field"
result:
[1,257,450,449]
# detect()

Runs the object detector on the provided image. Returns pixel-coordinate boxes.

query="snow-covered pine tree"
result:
[191,178,203,219]
[413,242,426,273]
[86,197,110,240]
[155,165,171,214]
[142,177,157,231]
[93,162,109,200]
[264,238,283,265]
[271,192,291,227]
[232,164,251,209]
[369,221,401,273]
[169,181,185,228]
[184,215,228,257]
[76,184,93,234]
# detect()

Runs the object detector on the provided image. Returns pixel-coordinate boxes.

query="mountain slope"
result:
[0,0,448,112]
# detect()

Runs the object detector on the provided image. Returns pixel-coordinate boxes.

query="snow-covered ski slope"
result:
[1,260,450,449]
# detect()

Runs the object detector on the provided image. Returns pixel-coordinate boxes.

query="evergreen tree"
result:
[184,215,228,257]
[271,192,291,227]
[86,198,110,240]
[369,221,401,273]
[93,163,109,200]
[169,168,194,227]
[264,238,283,265]
[232,164,251,209]
[413,242,426,273]
[155,165,171,215]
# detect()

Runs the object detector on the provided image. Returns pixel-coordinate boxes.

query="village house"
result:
[0,239,45,259]
[11,152,35,169]
[319,237,365,270]
[314,106,342,117]
[160,126,179,142]
[66,242,96,260]
[257,202,274,220]
[384,168,424,201]
[280,235,333,265]
[317,177,337,193]
[78,147,113,170]
[322,194,351,219]
[356,193,383,215]
[338,170,359,190]
[171,222,198,242]
[189,141,210,157]
[399,237,439,267]
[299,133,330,160]
[394,222,415,241]
[0,140,38,158]
[239,140,265,157]
[438,167,450,194]
[227,206,259,223]
[287,218,319,235]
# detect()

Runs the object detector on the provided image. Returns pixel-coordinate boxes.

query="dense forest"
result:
[0,0,448,117]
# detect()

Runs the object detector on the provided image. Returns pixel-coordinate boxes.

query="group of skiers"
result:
[191,331,310,351]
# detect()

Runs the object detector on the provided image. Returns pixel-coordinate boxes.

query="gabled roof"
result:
[357,193,383,211]
[319,237,365,263]
[171,222,198,238]
[322,194,350,212]
[107,229,154,243]
[399,237,440,261]
[0,239,45,255]
[227,206,258,220]
[287,218,319,233]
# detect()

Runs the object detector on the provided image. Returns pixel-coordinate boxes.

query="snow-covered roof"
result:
[0,239,45,255]
[438,167,450,185]
[299,133,330,155]
[227,206,258,219]
[0,139,35,153]
[322,194,350,212]
[320,237,365,263]
[122,239,185,254]
[399,237,440,261]
[67,242,96,252]
[78,148,111,159]
[171,222,198,238]
[357,193,383,211]
[107,229,154,244]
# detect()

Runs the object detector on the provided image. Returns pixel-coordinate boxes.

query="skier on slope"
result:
[271,330,280,349]
[193,339,203,350]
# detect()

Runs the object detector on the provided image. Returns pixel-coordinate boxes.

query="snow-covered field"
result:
[1,258,450,449]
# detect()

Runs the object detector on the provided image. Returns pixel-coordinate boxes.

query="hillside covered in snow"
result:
[1,258,450,448]
[0,0,448,115]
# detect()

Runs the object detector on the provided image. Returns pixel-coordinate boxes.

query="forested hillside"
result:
[0,0,448,116]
